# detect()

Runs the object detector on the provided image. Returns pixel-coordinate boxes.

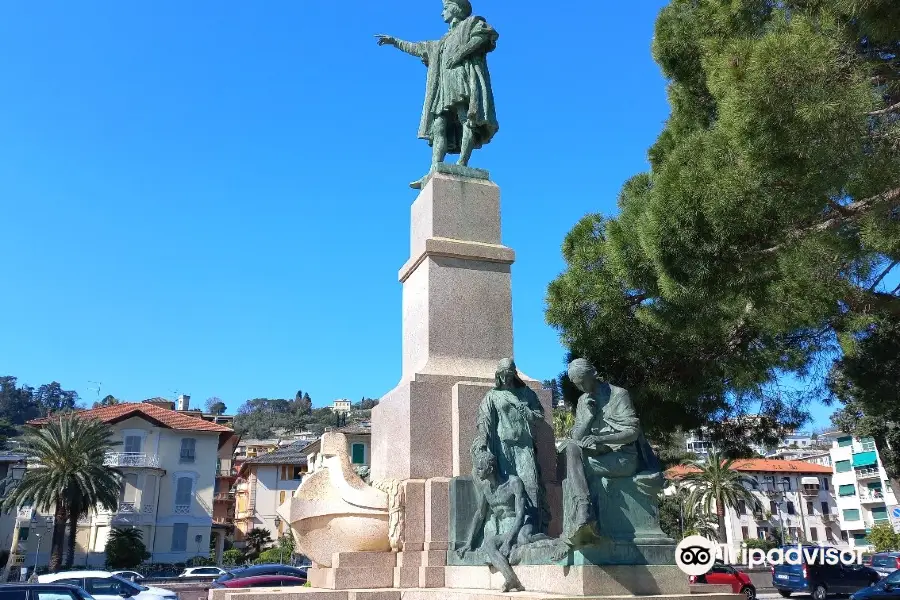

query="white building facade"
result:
[669,459,842,554]
[13,403,236,568]
[829,434,899,550]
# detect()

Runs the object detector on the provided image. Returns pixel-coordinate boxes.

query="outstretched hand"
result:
[375,34,396,47]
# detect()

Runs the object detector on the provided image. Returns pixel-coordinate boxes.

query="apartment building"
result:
[234,441,309,544]
[16,402,236,567]
[829,433,900,549]
[668,459,840,552]
[684,428,838,462]
[305,425,371,473]
[232,425,371,548]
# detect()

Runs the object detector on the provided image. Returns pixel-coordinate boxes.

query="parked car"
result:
[110,573,143,583]
[178,567,227,579]
[219,575,307,589]
[773,546,880,600]
[852,568,900,600]
[37,572,176,600]
[690,563,756,600]
[0,583,95,600]
[210,565,307,589]
[870,553,900,579]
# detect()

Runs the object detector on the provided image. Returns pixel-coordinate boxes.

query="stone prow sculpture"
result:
[279,432,391,567]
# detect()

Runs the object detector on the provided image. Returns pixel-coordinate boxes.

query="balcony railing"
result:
[855,467,881,481]
[859,489,885,503]
[214,493,235,503]
[104,452,161,469]
[174,504,191,514]
[801,486,821,497]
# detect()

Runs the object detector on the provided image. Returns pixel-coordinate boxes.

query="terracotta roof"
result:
[666,458,832,478]
[28,402,233,433]
[242,440,312,466]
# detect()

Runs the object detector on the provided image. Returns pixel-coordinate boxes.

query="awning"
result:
[801,476,820,485]
[852,451,878,468]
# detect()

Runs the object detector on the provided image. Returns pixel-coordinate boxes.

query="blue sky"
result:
[0,1,837,428]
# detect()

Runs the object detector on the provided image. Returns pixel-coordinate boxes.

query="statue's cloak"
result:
[418,16,499,153]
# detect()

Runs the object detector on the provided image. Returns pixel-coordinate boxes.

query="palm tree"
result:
[244,528,272,558]
[59,418,121,567]
[680,451,759,544]
[2,415,121,572]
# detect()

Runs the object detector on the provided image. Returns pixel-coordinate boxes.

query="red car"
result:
[221,575,307,588]
[690,563,756,600]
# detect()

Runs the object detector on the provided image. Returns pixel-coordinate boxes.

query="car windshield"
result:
[216,569,240,582]
[112,575,147,591]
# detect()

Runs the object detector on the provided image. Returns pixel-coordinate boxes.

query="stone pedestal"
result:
[371,173,562,552]
[372,173,517,483]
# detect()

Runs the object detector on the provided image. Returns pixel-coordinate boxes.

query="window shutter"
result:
[180,438,196,462]
[176,477,193,505]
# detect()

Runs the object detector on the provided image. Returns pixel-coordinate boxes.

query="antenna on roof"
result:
[88,381,102,399]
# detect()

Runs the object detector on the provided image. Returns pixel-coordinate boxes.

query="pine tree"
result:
[546,0,899,448]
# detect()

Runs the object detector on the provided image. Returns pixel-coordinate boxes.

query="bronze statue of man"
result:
[558,358,663,546]
[376,0,499,189]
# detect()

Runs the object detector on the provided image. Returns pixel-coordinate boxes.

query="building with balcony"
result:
[234,441,310,546]
[21,402,236,567]
[667,459,840,554]
[829,433,899,550]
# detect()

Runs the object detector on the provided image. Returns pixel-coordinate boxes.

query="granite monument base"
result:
[209,587,741,600]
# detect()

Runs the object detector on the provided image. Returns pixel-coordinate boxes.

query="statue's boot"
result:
[564,500,601,547]
[409,174,429,189]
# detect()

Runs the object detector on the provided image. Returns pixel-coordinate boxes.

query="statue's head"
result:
[494,358,525,390]
[472,448,497,480]
[442,0,472,23]
[567,358,598,394]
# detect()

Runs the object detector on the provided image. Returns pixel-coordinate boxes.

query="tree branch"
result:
[760,187,900,255]
[869,101,900,117]
[869,260,899,292]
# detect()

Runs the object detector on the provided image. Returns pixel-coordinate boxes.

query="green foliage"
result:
[3,415,121,571]
[658,493,683,540]
[244,528,273,558]
[205,397,227,415]
[254,548,284,564]
[93,395,120,408]
[680,452,761,543]
[0,376,80,426]
[186,556,214,567]
[552,408,574,439]
[866,523,900,552]
[277,534,295,555]
[233,392,374,439]
[546,0,900,451]
[222,548,244,566]
[105,528,150,570]
[744,538,779,552]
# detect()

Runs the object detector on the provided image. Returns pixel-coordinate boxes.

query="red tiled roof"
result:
[666,458,832,478]
[28,402,233,433]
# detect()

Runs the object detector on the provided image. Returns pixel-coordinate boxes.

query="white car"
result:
[111,571,144,582]
[178,567,226,578]
[39,571,177,600]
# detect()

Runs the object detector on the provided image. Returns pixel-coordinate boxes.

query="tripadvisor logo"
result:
[675,536,864,574]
